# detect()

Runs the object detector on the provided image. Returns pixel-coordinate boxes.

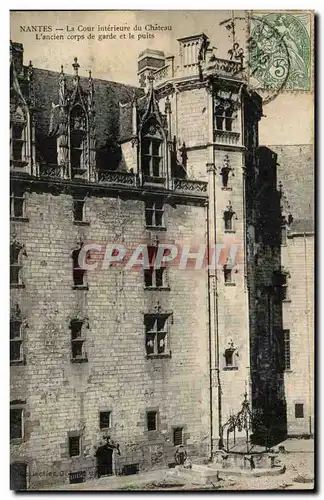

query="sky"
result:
[10,10,313,146]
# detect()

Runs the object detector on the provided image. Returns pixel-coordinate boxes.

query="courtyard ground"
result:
[53,438,315,491]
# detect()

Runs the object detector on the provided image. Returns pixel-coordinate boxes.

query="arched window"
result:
[70,105,87,178]
[10,106,27,166]
[141,119,164,179]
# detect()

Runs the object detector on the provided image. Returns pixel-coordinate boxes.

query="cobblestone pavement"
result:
[52,438,315,491]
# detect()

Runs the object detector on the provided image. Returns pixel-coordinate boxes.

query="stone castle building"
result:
[10,33,314,489]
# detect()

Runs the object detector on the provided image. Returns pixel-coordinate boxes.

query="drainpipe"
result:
[206,200,213,457]
[212,165,223,449]
[206,78,223,452]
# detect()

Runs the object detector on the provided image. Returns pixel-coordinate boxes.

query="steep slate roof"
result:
[31,67,144,153]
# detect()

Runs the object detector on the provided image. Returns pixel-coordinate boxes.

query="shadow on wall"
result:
[250,146,289,447]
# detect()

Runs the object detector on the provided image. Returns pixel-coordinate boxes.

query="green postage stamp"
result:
[248,12,312,92]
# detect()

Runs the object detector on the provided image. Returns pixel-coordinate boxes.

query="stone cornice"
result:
[10,172,208,206]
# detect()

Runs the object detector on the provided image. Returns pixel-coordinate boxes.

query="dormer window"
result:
[70,105,87,179]
[10,107,27,167]
[141,120,164,180]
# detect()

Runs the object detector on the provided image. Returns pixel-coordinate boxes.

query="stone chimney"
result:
[177,33,209,75]
[137,49,165,88]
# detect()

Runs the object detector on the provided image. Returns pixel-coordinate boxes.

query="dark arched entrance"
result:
[95,444,113,478]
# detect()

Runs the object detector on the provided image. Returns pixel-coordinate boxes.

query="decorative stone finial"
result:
[72,57,80,77]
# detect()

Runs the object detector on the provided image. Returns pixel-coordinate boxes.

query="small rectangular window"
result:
[10,188,25,218]
[224,211,234,231]
[72,249,86,287]
[173,427,183,446]
[99,411,111,430]
[224,265,232,284]
[10,243,23,286]
[224,348,234,367]
[295,403,304,418]
[11,124,25,162]
[145,200,164,228]
[144,246,167,289]
[73,198,85,222]
[281,225,287,245]
[69,435,80,457]
[10,407,23,440]
[295,404,304,419]
[10,320,23,362]
[145,315,169,356]
[70,320,85,360]
[147,411,157,431]
[284,329,290,370]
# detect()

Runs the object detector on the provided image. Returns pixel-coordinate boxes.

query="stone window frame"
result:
[10,186,28,222]
[72,194,90,226]
[171,425,186,447]
[146,408,159,433]
[10,106,29,168]
[143,245,170,290]
[214,100,236,132]
[10,400,26,443]
[10,241,25,288]
[69,104,89,180]
[223,264,236,286]
[145,198,166,230]
[71,243,88,290]
[68,430,82,458]
[99,409,112,431]
[140,118,166,183]
[69,317,89,363]
[144,311,172,359]
[294,402,305,419]
[10,306,27,366]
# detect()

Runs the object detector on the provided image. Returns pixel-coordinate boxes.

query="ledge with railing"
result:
[172,177,208,194]
[97,169,137,186]
[12,164,208,197]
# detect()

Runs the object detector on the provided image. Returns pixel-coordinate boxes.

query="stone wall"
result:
[10,185,210,488]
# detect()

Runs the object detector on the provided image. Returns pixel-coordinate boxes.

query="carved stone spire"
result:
[72,57,80,83]
[58,64,67,106]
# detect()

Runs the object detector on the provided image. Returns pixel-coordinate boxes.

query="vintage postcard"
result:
[9,10,314,491]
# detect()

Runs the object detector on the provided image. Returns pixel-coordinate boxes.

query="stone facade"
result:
[10,33,313,490]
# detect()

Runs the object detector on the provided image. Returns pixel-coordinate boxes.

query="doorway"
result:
[96,444,113,478]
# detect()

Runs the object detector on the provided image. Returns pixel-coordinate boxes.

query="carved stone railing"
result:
[205,57,243,78]
[172,178,208,194]
[97,170,137,186]
[153,65,172,83]
[214,130,241,146]
[39,164,63,178]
